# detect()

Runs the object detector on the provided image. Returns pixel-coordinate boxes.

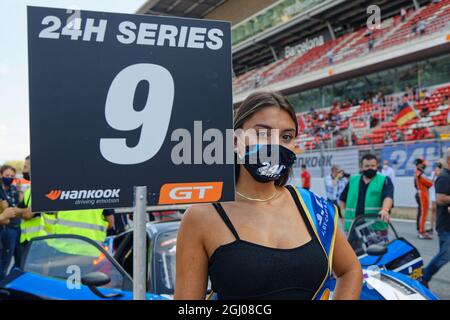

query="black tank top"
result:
[208,185,328,300]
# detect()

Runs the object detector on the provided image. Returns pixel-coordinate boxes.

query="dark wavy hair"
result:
[234,91,299,186]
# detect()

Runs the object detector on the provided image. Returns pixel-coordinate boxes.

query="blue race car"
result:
[0,219,180,300]
[335,214,439,300]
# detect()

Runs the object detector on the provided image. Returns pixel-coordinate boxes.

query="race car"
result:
[347,214,424,280]
[0,220,180,300]
[334,214,439,300]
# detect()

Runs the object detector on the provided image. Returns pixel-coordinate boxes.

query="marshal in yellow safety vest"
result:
[47,209,109,257]
[20,188,48,243]
[52,209,109,244]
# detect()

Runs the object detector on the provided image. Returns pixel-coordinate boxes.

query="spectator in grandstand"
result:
[396,128,403,141]
[351,132,358,146]
[401,93,412,109]
[420,104,429,117]
[419,89,426,101]
[340,154,393,233]
[371,94,379,106]
[300,165,311,191]
[325,165,347,210]
[393,97,401,113]
[421,148,450,289]
[319,113,324,121]
[381,160,396,184]
[443,95,449,106]
[400,7,407,22]
[418,20,427,35]
[327,49,334,65]
[404,85,415,101]
[412,127,426,140]
[411,19,418,35]
[370,115,379,128]
[383,131,392,144]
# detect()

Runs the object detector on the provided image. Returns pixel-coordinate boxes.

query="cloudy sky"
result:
[0,0,146,164]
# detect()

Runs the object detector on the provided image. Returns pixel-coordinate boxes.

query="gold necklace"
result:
[236,189,278,202]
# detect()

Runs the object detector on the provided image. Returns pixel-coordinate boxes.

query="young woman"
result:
[175,92,362,300]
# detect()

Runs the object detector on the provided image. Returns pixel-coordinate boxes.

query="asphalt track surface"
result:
[391,219,450,300]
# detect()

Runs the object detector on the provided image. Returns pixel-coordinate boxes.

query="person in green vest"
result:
[19,188,48,244]
[339,154,394,234]
[52,209,114,245]
[2,156,53,246]
[47,208,114,257]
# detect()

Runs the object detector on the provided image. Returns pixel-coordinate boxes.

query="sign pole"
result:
[133,186,147,300]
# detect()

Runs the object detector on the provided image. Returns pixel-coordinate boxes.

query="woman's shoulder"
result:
[181,203,220,228]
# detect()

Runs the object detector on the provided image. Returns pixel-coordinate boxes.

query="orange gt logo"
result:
[159,182,223,204]
[45,190,62,201]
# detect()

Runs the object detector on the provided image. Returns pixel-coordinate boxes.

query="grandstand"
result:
[232,0,450,96]
[139,0,450,152]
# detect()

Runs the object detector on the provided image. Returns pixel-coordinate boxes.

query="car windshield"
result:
[23,236,129,290]
[347,215,396,256]
[153,230,177,295]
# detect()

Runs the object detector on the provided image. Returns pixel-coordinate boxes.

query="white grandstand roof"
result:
[136,0,229,19]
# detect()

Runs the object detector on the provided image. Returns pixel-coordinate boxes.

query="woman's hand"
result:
[331,228,363,300]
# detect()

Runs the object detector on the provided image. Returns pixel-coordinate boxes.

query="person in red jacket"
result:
[415,158,434,239]
[300,165,311,190]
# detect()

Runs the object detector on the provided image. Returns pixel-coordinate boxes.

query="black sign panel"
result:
[28,6,234,212]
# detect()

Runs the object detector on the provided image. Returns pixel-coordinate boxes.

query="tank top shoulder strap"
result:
[284,185,317,241]
[211,203,240,240]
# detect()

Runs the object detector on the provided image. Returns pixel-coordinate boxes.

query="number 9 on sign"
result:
[100,64,174,165]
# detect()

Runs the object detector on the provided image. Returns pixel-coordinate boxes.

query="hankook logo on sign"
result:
[45,188,121,206]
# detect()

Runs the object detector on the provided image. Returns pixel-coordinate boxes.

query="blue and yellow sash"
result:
[291,185,338,300]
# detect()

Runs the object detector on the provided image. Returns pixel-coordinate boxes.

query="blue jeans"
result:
[0,226,21,280]
[422,231,450,282]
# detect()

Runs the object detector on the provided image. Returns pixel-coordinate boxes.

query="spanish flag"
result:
[393,105,417,126]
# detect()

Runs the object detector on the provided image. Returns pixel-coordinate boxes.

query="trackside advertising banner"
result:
[27,6,234,212]
[290,148,359,183]
[381,141,450,177]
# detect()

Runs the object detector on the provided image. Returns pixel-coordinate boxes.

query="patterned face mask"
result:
[238,144,296,183]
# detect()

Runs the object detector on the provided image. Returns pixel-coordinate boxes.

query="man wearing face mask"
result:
[339,154,394,233]
[414,158,434,239]
[0,165,21,280]
[381,160,396,185]
[4,155,50,247]
[15,155,31,194]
